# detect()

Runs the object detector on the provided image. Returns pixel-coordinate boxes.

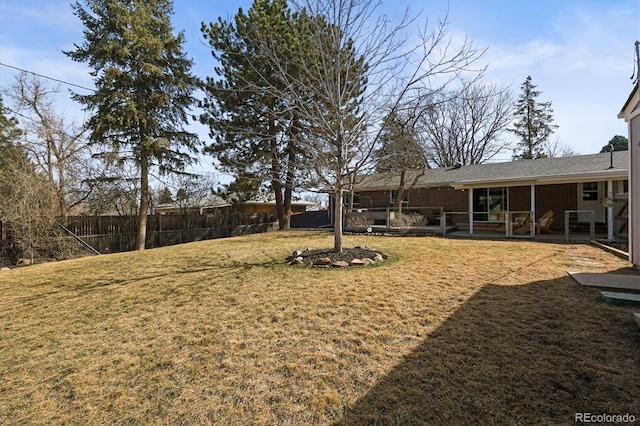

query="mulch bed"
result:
[286,247,384,266]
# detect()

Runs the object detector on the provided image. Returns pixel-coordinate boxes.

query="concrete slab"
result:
[601,291,640,305]
[568,272,640,291]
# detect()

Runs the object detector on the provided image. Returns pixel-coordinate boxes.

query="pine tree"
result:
[65,0,200,250]
[375,112,426,210]
[600,135,628,153]
[376,112,425,173]
[200,0,304,230]
[0,94,25,170]
[510,76,558,160]
[157,186,173,204]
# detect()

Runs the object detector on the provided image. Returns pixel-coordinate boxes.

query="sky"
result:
[0,0,639,178]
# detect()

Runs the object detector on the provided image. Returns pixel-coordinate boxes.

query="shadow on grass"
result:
[334,275,640,425]
[6,255,286,303]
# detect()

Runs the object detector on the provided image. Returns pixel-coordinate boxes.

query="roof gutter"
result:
[453,168,628,189]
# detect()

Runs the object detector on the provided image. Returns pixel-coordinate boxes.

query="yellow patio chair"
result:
[512,213,532,235]
[534,210,554,234]
[496,212,529,233]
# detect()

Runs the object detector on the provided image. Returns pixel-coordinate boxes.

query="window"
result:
[473,187,507,221]
[582,182,599,201]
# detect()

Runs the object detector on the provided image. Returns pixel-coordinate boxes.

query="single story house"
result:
[155,194,319,216]
[331,151,629,238]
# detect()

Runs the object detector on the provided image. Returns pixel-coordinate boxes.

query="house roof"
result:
[155,194,319,212]
[618,84,639,119]
[350,151,629,191]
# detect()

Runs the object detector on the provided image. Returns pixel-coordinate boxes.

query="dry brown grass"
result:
[0,230,639,425]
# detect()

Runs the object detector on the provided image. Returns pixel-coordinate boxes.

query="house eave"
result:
[618,84,640,121]
[454,169,628,189]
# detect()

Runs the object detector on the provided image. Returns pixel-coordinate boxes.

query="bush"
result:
[346,212,375,228]
[390,212,426,227]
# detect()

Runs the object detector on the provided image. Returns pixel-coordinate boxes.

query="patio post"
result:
[530,184,536,236]
[607,178,614,240]
[468,189,474,235]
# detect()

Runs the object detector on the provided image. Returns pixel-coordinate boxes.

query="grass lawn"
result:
[0,230,639,425]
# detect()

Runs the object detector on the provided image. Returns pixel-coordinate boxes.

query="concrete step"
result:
[568,272,640,291]
[601,291,640,306]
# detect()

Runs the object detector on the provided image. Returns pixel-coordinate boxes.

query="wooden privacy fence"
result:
[1,211,279,255]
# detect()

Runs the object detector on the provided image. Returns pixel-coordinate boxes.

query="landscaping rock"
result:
[286,247,388,268]
[1,267,10,271]
[314,257,332,266]
[290,256,304,266]
[332,260,349,268]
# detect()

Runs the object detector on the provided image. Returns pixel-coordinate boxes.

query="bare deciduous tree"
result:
[83,161,141,216]
[2,72,90,217]
[0,156,60,263]
[417,79,513,168]
[260,0,486,252]
[542,137,576,158]
[167,173,219,229]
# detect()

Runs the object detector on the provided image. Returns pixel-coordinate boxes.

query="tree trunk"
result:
[333,188,343,253]
[282,186,292,230]
[281,136,297,231]
[393,169,407,213]
[136,155,149,251]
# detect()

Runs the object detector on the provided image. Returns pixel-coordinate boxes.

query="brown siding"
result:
[354,183,578,231]
[535,183,577,229]
[354,190,391,208]
[508,186,531,211]
[415,187,468,212]
[355,187,468,211]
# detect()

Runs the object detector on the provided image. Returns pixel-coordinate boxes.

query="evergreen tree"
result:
[0,94,25,170]
[510,76,558,160]
[376,112,425,172]
[375,112,426,210]
[65,0,200,250]
[157,186,173,204]
[201,0,302,230]
[600,135,628,153]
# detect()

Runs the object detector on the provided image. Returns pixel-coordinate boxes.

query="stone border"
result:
[589,240,629,261]
[288,248,389,268]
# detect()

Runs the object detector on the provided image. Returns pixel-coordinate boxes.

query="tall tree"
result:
[375,111,427,210]
[0,95,59,263]
[0,94,25,169]
[201,0,305,230]
[542,137,576,158]
[259,0,485,252]
[3,72,90,217]
[65,0,200,250]
[418,79,513,167]
[600,135,628,153]
[510,76,558,160]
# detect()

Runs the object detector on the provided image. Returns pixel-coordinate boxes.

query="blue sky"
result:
[1,0,638,175]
